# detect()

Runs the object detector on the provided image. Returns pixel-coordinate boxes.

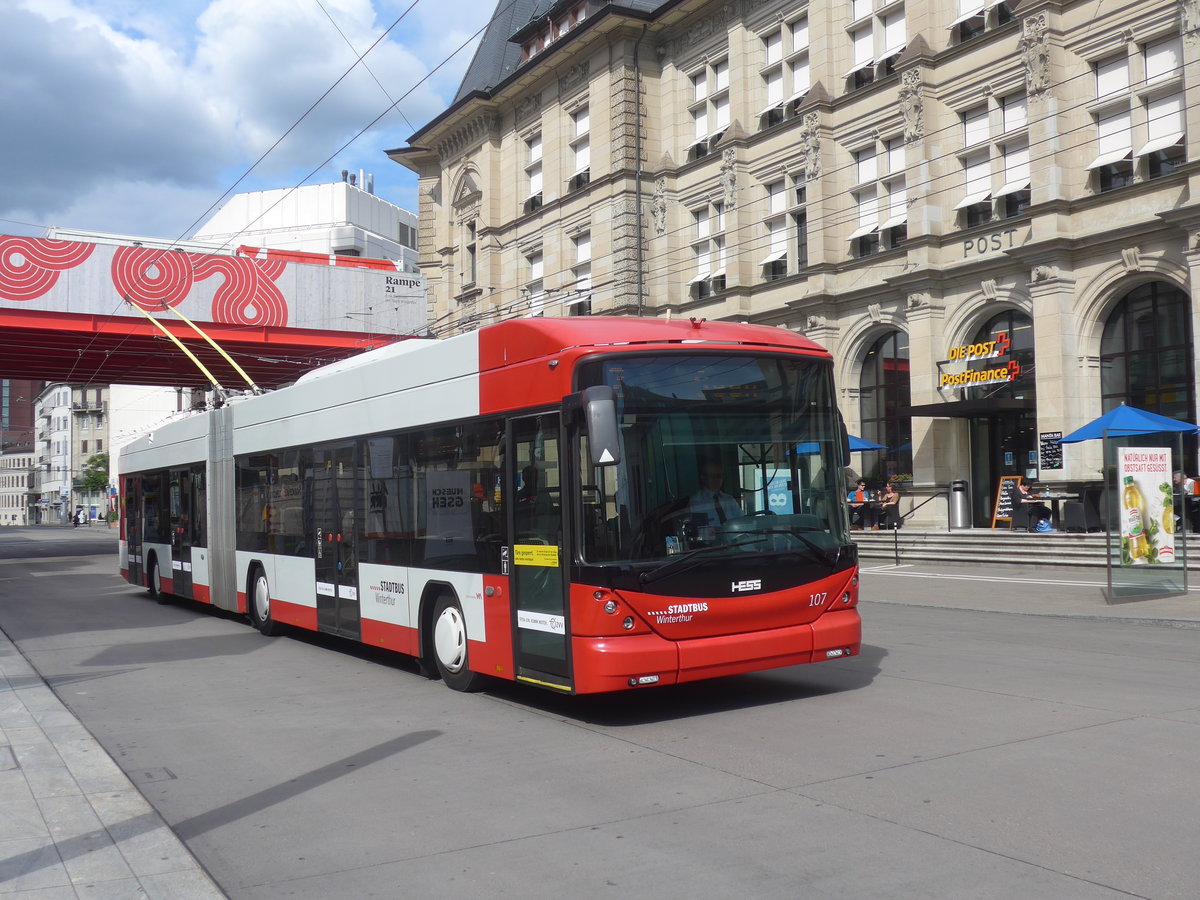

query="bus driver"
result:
[690,463,742,525]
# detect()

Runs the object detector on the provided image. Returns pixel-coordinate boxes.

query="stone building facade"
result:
[389,0,1198,525]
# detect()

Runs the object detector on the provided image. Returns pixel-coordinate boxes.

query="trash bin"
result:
[949,479,971,529]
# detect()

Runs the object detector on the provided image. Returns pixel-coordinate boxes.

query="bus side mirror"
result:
[838,416,851,468]
[583,386,621,467]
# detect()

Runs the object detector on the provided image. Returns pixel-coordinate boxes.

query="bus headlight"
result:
[622,617,634,630]
[604,600,618,614]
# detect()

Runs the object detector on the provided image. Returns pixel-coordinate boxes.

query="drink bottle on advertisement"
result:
[1122,475,1150,564]
[1159,483,1176,563]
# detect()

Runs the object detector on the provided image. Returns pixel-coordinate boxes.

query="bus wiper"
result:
[752,528,842,571]
[638,537,766,585]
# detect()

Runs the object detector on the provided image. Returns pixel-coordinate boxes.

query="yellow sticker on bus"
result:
[514,544,560,567]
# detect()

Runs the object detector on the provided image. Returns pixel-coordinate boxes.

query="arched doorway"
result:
[858,330,913,486]
[965,309,1037,524]
[1100,280,1195,467]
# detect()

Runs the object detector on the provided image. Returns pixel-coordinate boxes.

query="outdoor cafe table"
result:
[1035,491,1080,529]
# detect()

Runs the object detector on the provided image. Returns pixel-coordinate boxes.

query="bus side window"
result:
[359,434,411,566]
[235,455,275,553]
[192,465,206,547]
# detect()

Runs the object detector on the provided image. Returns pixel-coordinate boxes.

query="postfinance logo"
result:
[940,359,1021,388]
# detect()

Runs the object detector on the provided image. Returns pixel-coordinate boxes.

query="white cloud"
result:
[0,0,492,239]
[0,2,234,217]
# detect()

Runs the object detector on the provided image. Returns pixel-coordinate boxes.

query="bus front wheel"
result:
[248,568,280,636]
[431,595,483,692]
[147,556,166,604]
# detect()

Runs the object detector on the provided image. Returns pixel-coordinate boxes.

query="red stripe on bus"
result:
[272,598,317,631]
[360,618,418,656]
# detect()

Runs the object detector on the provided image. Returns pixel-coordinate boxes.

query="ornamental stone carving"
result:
[1184,0,1200,40]
[720,149,738,209]
[652,176,667,235]
[1018,15,1052,98]
[899,69,924,142]
[667,3,739,57]
[514,94,541,127]
[799,113,821,181]
[1031,264,1059,282]
[906,292,930,309]
[436,114,498,162]
[559,62,589,95]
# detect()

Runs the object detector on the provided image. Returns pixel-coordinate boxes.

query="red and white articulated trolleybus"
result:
[118,317,861,694]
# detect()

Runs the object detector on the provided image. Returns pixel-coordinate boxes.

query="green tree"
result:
[80,453,109,494]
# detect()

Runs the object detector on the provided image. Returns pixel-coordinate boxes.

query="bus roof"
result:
[476,317,829,371]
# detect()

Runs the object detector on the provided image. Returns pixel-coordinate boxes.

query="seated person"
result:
[847,479,877,530]
[878,482,902,529]
[690,462,742,525]
[1173,472,1200,532]
[1016,480,1052,532]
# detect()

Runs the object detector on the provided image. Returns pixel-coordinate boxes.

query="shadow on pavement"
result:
[0,731,442,885]
[481,642,887,727]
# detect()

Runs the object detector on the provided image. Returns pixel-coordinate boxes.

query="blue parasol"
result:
[793,435,887,454]
[1058,404,1199,443]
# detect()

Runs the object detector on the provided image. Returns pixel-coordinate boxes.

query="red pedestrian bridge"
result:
[0,236,426,389]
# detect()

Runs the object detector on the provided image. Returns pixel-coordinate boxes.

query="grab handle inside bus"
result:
[582,385,621,467]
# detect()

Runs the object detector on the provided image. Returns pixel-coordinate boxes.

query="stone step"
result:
[852,529,1200,569]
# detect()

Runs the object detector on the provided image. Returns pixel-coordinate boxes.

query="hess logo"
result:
[731,579,762,592]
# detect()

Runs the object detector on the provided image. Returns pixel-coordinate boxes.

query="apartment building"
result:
[390,0,1197,525]
[0,451,34,525]
[34,384,74,524]
[30,384,193,524]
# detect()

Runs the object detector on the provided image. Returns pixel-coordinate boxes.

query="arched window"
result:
[1101,281,1195,467]
[968,309,1035,401]
[858,331,913,483]
[1100,281,1193,420]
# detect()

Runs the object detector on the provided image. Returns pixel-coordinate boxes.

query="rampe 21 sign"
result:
[938,331,1022,389]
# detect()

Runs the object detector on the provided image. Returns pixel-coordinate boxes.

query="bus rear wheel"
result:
[248,568,280,636]
[431,595,483,692]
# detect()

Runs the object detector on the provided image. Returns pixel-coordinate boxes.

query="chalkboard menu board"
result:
[1040,432,1063,471]
[991,475,1023,529]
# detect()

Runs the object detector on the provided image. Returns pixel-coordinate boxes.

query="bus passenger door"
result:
[124,476,143,587]
[312,442,361,640]
[169,468,193,599]
[508,415,570,688]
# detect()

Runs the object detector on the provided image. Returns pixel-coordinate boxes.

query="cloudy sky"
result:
[0,0,495,240]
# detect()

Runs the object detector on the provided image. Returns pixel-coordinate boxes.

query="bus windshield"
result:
[576,353,848,566]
